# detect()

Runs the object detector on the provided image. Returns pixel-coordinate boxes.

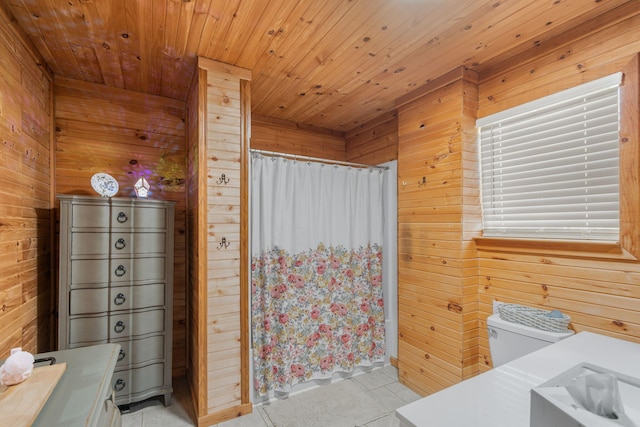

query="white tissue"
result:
[566,372,624,419]
[0,347,35,386]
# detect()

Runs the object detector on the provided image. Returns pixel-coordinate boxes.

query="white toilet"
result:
[487,313,574,367]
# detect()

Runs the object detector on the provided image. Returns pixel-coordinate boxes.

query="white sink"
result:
[531,363,640,427]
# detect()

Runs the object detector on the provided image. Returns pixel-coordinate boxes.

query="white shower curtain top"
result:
[251,154,384,255]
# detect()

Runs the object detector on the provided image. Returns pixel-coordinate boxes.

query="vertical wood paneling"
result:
[0,4,53,357]
[475,10,640,373]
[345,111,398,165]
[53,77,187,375]
[396,67,480,396]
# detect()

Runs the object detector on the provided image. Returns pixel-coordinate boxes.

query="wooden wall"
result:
[393,4,640,396]
[345,111,398,165]
[475,5,640,372]
[187,57,252,427]
[203,60,246,417]
[186,66,206,418]
[251,115,346,161]
[252,111,400,166]
[54,77,188,376]
[4,0,636,416]
[395,67,481,396]
[0,4,53,357]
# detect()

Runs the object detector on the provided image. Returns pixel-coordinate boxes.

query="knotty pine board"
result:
[186,66,208,418]
[475,12,640,372]
[346,111,398,165]
[397,66,480,396]
[0,5,53,357]
[186,58,252,425]
[251,115,346,161]
[53,77,187,377]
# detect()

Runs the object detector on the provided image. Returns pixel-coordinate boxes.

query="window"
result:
[477,73,622,241]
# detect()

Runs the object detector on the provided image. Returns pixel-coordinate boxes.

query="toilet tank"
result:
[487,314,574,367]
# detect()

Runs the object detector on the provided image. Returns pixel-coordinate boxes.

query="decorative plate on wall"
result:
[91,173,119,197]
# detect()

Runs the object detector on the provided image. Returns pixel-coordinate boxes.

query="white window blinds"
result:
[477,73,622,241]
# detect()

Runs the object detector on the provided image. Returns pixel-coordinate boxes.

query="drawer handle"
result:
[117,349,126,362]
[114,238,126,250]
[114,321,126,333]
[117,212,128,223]
[114,293,126,305]
[115,265,126,277]
[114,378,126,392]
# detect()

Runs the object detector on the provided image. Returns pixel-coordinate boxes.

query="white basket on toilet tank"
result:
[498,303,571,332]
[488,310,574,367]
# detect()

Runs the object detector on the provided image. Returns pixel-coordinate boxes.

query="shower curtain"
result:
[251,153,386,397]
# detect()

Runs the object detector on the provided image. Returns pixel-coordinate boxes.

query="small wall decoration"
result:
[157,153,185,192]
[216,173,230,185]
[91,173,119,197]
[217,237,230,250]
[134,176,150,198]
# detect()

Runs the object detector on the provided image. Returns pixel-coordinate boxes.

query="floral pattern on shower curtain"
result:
[251,154,386,396]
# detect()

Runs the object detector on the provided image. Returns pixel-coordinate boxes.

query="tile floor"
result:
[121,365,421,427]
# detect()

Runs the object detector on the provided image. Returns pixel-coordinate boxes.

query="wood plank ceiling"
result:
[2,0,635,131]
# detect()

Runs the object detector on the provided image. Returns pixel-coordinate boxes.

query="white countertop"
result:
[395,332,640,427]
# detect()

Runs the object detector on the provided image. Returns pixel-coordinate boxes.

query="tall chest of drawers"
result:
[57,195,175,406]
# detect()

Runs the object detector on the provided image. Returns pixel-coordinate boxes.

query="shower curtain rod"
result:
[250,149,389,170]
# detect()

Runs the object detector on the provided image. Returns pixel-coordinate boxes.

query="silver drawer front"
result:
[71,232,166,256]
[71,204,166,229]
[114,335,165,368]
[109,284,165,312]
[69,316,109,344]
[112,363,165,397]
[69,309,164,345]
[109,309,165,339]
[69,287,109,314]
[69,283,165,315]
[70,257,166,286]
